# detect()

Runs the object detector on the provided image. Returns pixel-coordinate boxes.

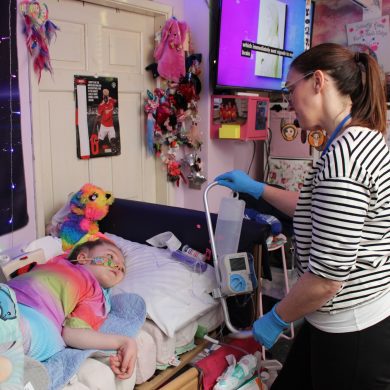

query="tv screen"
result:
[213,0,311,93]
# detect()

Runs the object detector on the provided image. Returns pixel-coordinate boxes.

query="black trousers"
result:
[271,316,390,390]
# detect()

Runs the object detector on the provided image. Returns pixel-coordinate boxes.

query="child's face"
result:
[77,242,125,288]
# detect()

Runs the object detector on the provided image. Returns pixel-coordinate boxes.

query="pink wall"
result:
[312,0,390,46]
[2,0,261,252]
[158,0,265,213]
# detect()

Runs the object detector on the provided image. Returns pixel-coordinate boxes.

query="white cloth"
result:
[306,288,390,332]
[63,357,136,390]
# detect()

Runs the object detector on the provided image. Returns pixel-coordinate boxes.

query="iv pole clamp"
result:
[203,182,252,339]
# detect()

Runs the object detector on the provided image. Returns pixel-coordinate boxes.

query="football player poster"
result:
[74,75,121,158]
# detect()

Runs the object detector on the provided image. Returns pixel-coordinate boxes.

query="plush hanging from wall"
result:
[19,0,59,82]
[153,17,188,83]
[143,72,205,185]
[144,18,206,187]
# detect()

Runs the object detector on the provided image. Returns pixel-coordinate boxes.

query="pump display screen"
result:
[229,257,246,271]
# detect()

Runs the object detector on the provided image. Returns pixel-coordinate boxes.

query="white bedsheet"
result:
[135,305,223,384]
[107,233,219,338]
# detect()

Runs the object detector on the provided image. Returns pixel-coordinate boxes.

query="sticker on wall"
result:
[308,129,326,150]
[280,119,298,141]
[74,75,121,159]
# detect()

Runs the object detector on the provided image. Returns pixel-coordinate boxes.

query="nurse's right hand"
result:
[215,170,265,199]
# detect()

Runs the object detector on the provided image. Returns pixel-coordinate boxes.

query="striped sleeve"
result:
[294,127,390,311]
[309,177,370,281]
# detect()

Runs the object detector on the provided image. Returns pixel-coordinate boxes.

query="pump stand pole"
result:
[203,182,250,336]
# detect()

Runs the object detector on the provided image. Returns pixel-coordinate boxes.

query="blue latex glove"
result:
[252,305,289,349]
[215,170,265,199]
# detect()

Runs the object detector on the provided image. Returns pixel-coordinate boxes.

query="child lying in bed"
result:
[0,236,137,389]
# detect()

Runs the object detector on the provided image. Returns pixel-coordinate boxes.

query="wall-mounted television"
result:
[211,0,312,93]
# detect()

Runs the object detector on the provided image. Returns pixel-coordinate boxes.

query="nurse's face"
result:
[285,69,320,131]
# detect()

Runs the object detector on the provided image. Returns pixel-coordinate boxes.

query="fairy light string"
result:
[8,0,14,233]
[0,0,24,244]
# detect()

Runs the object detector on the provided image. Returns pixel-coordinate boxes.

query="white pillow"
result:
[23,236,64,260]
[106,233,219,337]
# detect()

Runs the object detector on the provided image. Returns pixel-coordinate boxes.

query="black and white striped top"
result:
[294,126,390,313]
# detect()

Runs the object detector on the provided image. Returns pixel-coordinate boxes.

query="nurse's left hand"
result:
[252,305,289,349]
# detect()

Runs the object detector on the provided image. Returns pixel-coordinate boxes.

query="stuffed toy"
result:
[154,17,188,82]
[59,183,114,251]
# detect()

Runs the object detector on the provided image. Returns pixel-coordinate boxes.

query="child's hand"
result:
[109,337,137,380]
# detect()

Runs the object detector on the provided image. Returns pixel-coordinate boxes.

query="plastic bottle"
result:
[214,196,245,259]
[171,250,208,273]
[181,245,206,261]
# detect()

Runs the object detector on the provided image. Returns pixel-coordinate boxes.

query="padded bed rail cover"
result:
[100,198,271,278]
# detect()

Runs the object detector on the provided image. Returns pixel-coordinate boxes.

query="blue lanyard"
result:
[321,114,351,157]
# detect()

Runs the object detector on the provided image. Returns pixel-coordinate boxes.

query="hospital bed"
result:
[2,198,270,389]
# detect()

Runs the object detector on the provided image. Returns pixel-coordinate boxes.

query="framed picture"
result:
[74,75,121,159]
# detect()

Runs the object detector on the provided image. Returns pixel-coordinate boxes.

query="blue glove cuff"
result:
[271,305,289,329]
[248,182,265,199]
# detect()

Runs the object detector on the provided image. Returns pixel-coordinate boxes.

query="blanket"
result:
[42,293,146,390]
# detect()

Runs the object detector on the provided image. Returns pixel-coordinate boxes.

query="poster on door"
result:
[74,75,121,159]
[346,15,390,73]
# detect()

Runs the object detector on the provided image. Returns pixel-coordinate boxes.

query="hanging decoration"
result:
[19,0,59,82]
[153,17,188,83]
[308,129,326,150]
[182,153,206,189]
[144,17,206,187]
[280,119,298,141]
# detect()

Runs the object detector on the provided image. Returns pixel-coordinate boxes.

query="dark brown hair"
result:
[68,238,117,261]
[291,43,387,134]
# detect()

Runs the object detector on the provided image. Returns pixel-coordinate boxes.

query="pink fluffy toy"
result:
[59,183,114,251]
[154,17,188,82]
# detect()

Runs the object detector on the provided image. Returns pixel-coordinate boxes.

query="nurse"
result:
[216,43,390,390]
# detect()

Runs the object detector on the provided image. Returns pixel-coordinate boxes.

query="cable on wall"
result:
[263,127,272,181]
[246,140,257,175]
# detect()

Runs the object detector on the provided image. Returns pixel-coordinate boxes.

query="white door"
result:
[30,0,173,235]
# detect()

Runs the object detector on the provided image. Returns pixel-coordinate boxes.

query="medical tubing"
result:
[203,335,251,356]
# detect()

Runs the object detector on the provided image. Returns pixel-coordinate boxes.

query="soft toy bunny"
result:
[154,17,188,82]
[59,183,114,251]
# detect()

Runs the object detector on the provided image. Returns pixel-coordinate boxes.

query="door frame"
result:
[30,0,175,237]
